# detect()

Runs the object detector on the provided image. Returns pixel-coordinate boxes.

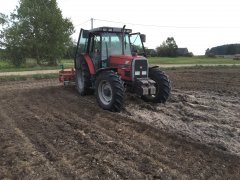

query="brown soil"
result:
[0,68,240,179]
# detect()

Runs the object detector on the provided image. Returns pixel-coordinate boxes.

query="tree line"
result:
[205,44,240,57]
[146,37,193,57]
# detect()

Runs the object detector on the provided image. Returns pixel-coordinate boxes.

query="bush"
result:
[206,54,216,58]
[6,47,26,67]
[156,37,178,57]
[185,52,194,57]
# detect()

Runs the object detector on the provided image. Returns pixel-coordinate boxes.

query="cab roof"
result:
[90,27,132,33]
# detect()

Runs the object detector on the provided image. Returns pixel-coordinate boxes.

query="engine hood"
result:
[109,55,145,67]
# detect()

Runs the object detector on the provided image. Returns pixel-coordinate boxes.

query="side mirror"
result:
[140,34,146,43]
[82,30,89,38]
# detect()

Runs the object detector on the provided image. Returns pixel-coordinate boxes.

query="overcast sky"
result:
[1,0,240,55]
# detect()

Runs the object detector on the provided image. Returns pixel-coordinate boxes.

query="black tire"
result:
[75,56,93,95]
[142,67,171,103]
[95,71,124,112]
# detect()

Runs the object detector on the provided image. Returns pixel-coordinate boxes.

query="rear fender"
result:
[84,54,95,75]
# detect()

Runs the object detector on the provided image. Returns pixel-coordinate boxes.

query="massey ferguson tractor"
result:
[59,26,171,112]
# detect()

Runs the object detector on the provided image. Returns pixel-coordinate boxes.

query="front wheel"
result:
[142,67,171,103]
[95,71,124,112]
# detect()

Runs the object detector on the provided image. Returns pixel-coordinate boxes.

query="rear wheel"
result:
[75,56,93,95]
[95,71,124,112]
[142,67,171,103]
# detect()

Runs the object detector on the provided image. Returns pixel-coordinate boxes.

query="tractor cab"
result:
[76,27,146,71]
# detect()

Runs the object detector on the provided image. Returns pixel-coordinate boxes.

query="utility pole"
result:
[91,18,93,29]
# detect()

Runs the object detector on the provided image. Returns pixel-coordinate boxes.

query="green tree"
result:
[0,13,8,25]
[145,47,157,57]
[63,40,77,59]
[0,13,8,60]
[4,24,27,66]
[156,37,178,57]
[4,0,74,66]
[0,13,8,47]
[205,48,210,56]
[226,44,236,55]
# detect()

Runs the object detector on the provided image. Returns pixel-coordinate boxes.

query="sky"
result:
[1,0,240,55]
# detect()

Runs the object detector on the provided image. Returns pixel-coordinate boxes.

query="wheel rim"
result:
[98,80,112,105]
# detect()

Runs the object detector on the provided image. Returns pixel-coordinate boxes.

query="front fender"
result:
[95,68,117,77]
[149,65,159,69]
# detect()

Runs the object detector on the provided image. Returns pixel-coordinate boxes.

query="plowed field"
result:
[0,67,240,179]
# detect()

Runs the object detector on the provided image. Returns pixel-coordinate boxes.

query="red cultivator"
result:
[59,68,75,86]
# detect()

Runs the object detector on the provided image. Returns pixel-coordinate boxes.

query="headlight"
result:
[135,71,140,75]
[142,71,147,75]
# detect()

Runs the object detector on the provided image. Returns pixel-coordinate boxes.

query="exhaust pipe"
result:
[122,25,126,55]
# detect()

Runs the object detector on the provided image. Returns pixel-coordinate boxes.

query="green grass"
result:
[0,73,58,82]
[148,57,240,64]
[1,57,240,73]
[161,64,240,71]
[60,59,74,66]
[0,59,74,72]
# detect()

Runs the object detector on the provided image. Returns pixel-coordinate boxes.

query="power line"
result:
[75,19,91,27]
[93,18,240,29]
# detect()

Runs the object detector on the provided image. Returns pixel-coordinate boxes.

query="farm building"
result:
[177,48,189,56]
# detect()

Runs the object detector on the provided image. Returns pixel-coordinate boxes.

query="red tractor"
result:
[59,26,171,112]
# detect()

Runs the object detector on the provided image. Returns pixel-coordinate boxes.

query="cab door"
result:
[75,29,89,68]
[89,33,101,70]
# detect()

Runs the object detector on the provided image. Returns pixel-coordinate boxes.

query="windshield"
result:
[101,33,131,59]
[130,33,145,55]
